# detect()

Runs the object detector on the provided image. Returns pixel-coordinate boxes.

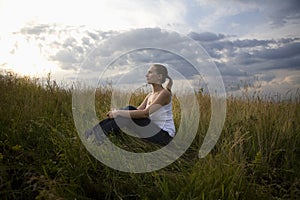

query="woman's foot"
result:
[85,129,93,139]
[85,125,106,145]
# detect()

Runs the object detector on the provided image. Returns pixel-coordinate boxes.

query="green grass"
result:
[0,72,299,199]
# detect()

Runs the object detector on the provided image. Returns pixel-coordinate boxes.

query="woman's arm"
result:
[107,90,171,119]
[137,93,150,110]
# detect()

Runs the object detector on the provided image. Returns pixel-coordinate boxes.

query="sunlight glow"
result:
[0,35,58,77]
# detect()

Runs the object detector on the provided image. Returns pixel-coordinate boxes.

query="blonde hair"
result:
[152,63,173,91]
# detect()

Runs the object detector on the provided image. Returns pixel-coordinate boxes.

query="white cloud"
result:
[1,0,300,97]
[259,71,300,97]
[283,75,300,86]
[195,0,257,30]
[0,0,189,34]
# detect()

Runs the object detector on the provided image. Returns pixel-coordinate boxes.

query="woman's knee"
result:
[121,105,137,110]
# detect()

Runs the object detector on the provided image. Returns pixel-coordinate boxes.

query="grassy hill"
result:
[0,72,299,199]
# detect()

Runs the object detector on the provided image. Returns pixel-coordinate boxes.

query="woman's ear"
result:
[158,74,163,83]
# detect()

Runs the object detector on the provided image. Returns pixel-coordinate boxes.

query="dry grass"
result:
[0,72,299,199]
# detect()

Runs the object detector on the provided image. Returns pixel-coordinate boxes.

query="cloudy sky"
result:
[0,0,299,97]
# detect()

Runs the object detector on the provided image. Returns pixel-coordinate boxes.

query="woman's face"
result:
[146,66,162,84]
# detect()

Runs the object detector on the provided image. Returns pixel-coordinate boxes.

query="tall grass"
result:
[0,72,299,199]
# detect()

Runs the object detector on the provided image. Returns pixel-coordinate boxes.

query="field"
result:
[0,72,300,199]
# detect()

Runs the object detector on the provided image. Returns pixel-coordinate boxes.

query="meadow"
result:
[0,72,299,199]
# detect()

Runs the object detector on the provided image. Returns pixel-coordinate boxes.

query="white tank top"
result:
[148,101,176,137]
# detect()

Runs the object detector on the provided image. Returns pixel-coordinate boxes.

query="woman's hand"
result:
[106,110,118,119]
[106,107,149,119]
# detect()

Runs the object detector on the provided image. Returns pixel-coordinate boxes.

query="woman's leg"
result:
[99,118,121,135]
[119,105,151,127]
[87,106,144,142]
[98,106,172,145]
[143,130,173,146]
[92,105,138,136]
[86,105,173,145]
[120,105,137,110]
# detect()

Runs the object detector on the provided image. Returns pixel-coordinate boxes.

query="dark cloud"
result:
[278,37,300,44]
[216,62,248,77]
[51,50,77,63]
[15,24,300,94]
[19,24,51,35]
[255,42,300,60]
[77,28,204,80]
[229,41,300,71]
[62,37,77,48]
[234,0,300,27]
[81,37,91,46]
[267,0,300,27]
[86,31,99,40]
[59,28,300,89]
[192,34,300,72]
[232,52,261,66]
[188,31,226,42]
[186,30,300,94]
[232,39,274,48]
[252,53,298,72]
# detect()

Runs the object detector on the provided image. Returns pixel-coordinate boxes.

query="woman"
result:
[85,64,175,146]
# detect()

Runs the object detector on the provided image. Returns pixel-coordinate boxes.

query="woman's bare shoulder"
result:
[161,88,172,104]
[162,88,172,96]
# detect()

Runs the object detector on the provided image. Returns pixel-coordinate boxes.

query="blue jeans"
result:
[94,106,173,145]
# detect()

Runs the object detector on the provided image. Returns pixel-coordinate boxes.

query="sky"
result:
[0,0,299,97]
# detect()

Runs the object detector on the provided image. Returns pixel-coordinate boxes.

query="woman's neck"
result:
[151,84,164,93]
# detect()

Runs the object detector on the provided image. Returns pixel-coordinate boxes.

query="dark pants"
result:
[95,106,173,146]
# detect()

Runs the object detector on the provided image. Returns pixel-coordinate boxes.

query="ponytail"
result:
[166,75,173,92]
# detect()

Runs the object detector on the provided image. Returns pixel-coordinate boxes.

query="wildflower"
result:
[12,144,22,151]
